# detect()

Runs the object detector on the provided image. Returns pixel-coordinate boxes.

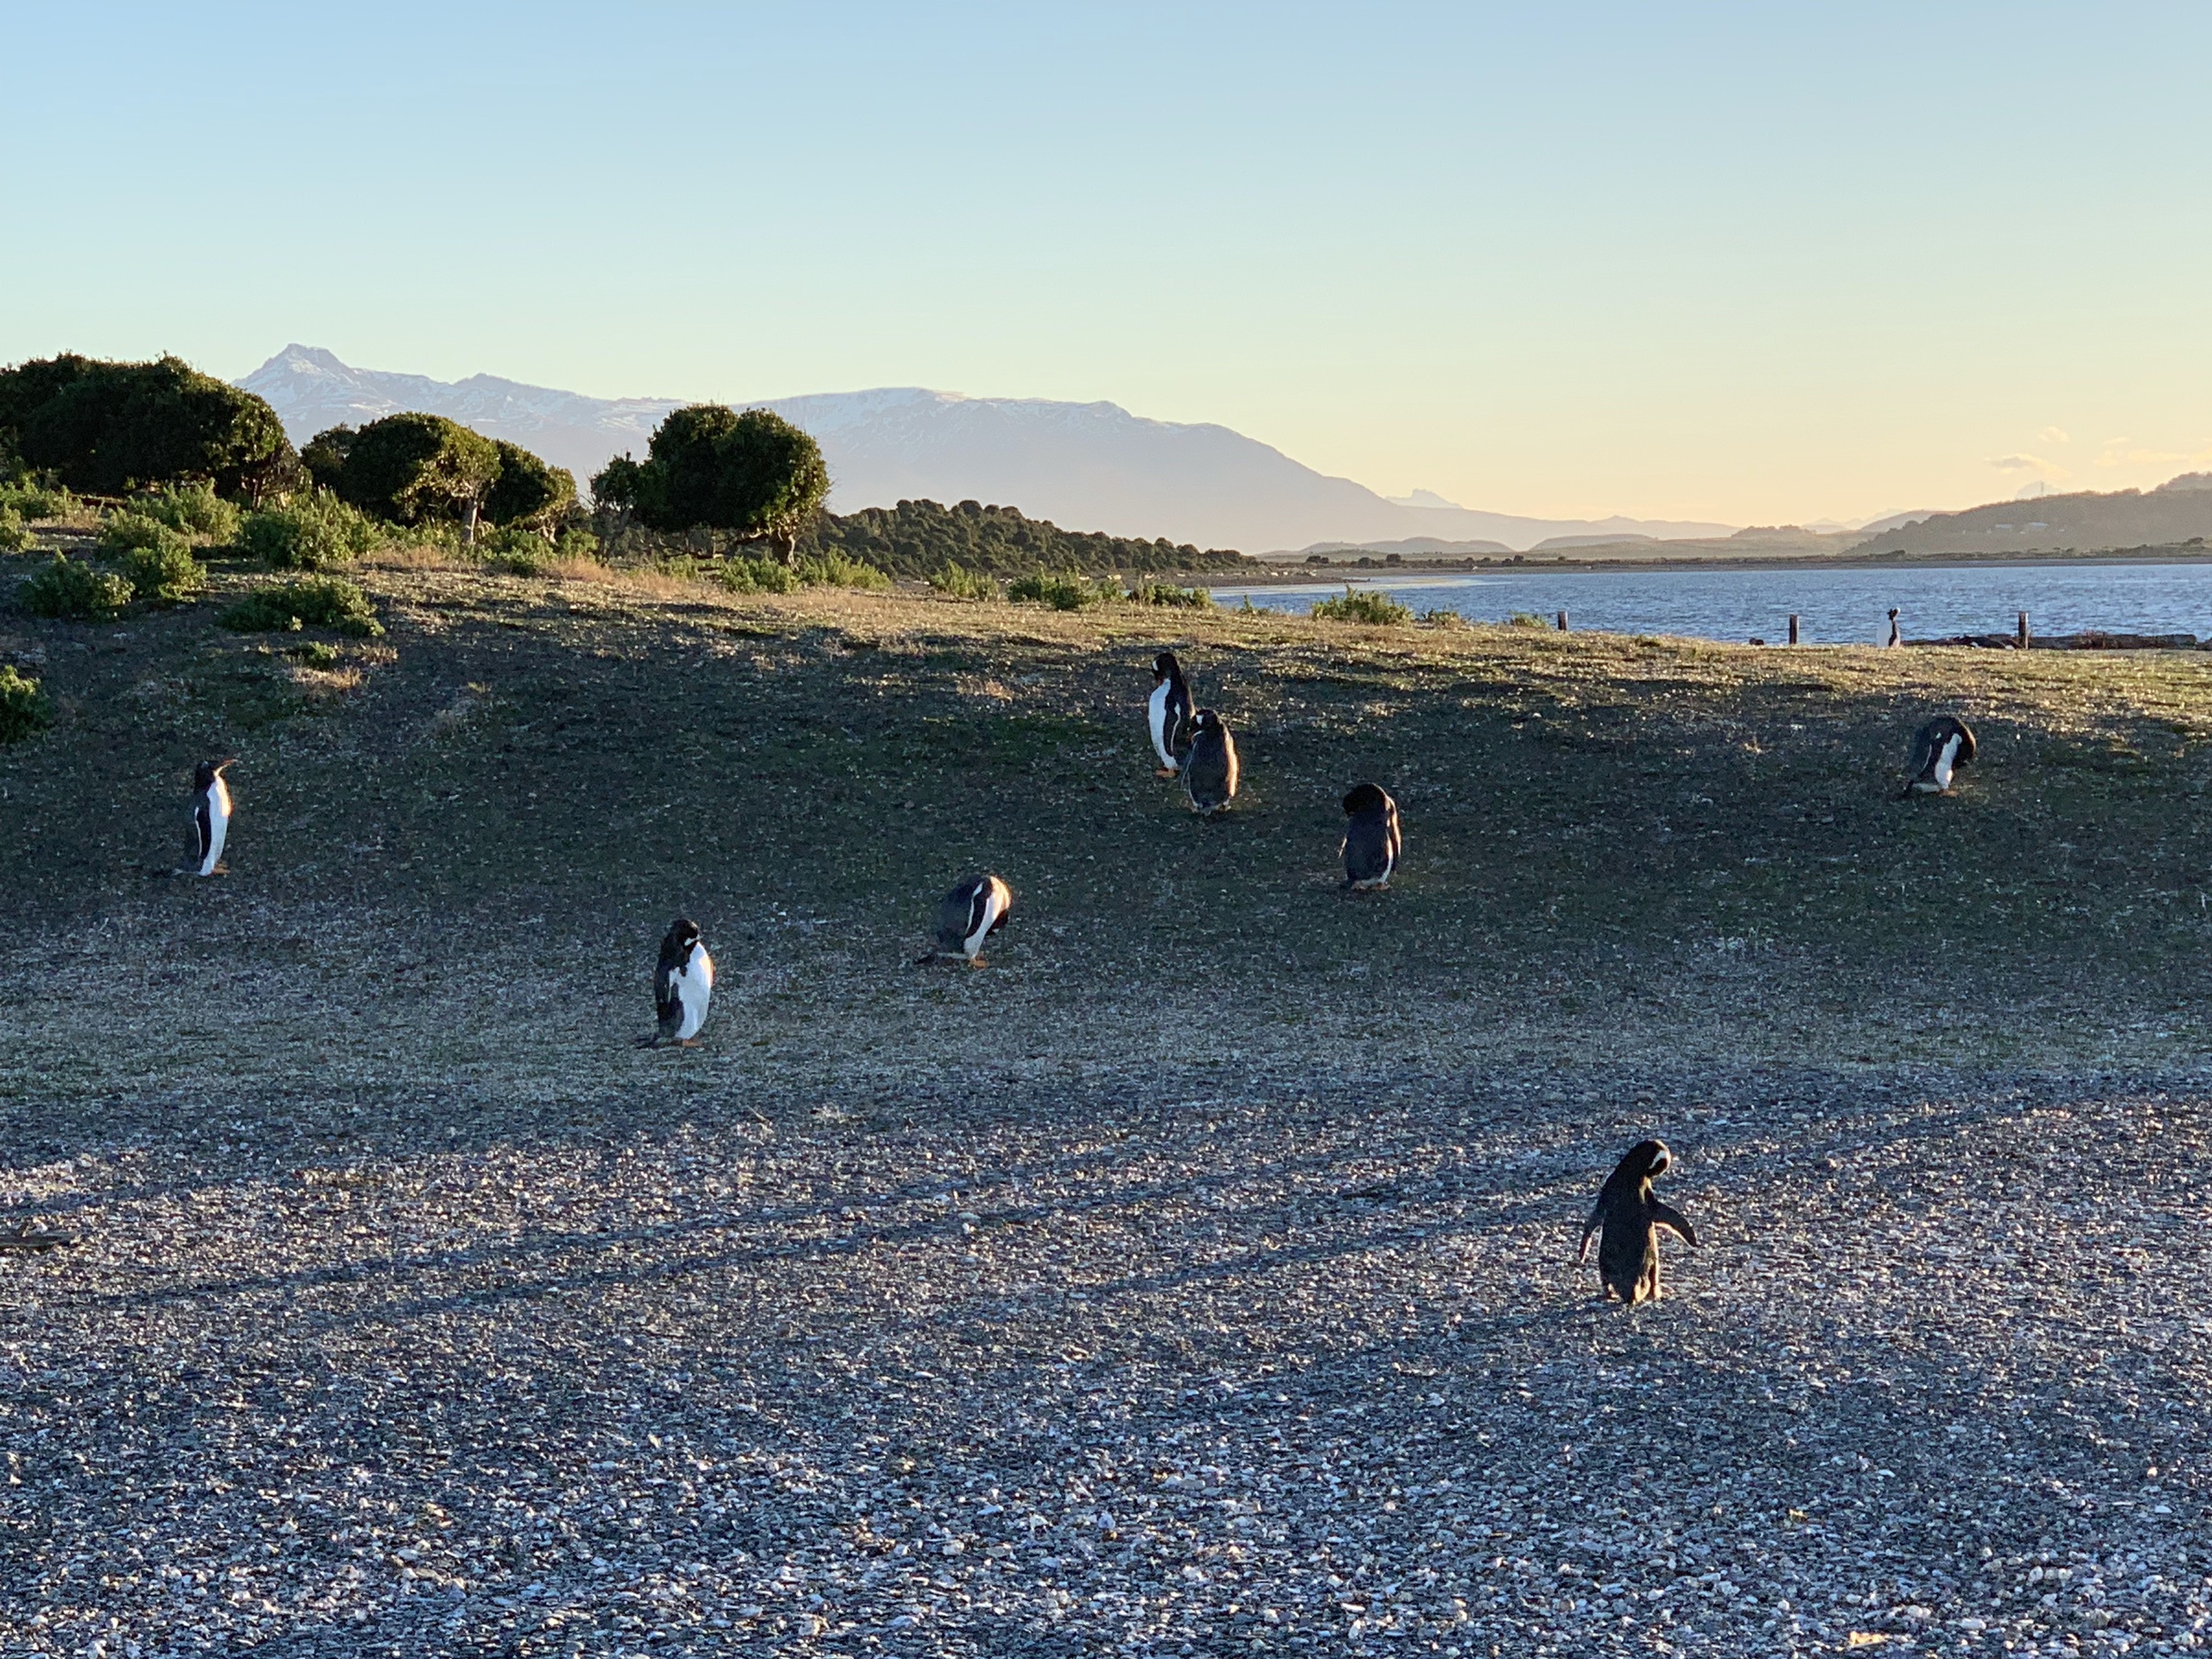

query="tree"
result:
[0,353,296,501]
[588,453,647,525]
[483,440,577,532]
[334,412,501,542]
[620,405,830,559]
[301,425,355,493]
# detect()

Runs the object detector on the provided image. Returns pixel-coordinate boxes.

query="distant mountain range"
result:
[1846,474,2212,556]
[235,346,1738,554]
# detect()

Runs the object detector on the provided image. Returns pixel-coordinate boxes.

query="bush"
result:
[1128,580,1211,608]
[1007,570,1109,610]
[238,490,380,570]
[98,512,188,556]
[0,664,51,742]
[1420,607,1467,629]
[928,562,998,600]
[1508,611,1551,629]
[0,353,295,499]
[602,405,830,554]
[1311,588,1413,626]
[118,537,207,606]
[795,550,891,590]
[130,480,241,543]
[220,576,383,637]
[0,481,73,520]
[719,556,800,594]
[0,507,29,553]
[18,553,133,620]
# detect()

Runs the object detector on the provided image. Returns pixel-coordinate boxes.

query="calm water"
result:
[1207,561,2212,645]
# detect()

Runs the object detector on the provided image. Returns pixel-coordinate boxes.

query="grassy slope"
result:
[5,555,2212,1127]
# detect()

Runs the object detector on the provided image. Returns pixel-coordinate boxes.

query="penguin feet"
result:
[1154,766,1179,778]
[966,956,989,969]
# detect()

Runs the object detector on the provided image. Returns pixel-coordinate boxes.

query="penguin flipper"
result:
[1575,1202,1604,1263]
[1650,1201,1697,1248]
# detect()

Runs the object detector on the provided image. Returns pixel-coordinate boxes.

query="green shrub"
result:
[0,664,52,742]
[1420,607,1467,628]
[98,512,188,556]
[0,482,73,520]
[18,554,133,620]
[1310,588,1412,626]
[928,561,998,600]
[0,507,29,553]
[1007,570,1109,610]
[795,550,891,590]
[1508,611,1550,629]
[238,490,380,570]
[553,525,600,562]
[719,556,800,594]
[1128,580,1211,608]
[130,480,241,543]
[118,537,207,606]
[220,576,382,638]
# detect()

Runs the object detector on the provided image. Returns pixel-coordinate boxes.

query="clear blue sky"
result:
[7,2,2209,524]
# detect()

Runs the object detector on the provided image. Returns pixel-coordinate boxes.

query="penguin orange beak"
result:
[216,758,238,772]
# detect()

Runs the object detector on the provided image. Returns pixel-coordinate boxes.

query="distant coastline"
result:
[1198,541,2212,585]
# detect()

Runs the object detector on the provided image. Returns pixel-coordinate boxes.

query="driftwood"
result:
[0,1223,76,1253]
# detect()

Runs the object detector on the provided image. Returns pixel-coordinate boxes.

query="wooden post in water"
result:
[1788,613,1800,645]
[2018,611,2031,649]
[1555,610,1568,632]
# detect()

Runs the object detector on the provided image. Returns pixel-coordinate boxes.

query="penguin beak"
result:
[216,758,238,772]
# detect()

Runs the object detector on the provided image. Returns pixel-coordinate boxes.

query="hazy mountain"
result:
[1847,474,2212,556]
[236,346,1738,553]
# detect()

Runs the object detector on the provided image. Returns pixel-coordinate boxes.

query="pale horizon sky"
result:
[6,3,2210,526]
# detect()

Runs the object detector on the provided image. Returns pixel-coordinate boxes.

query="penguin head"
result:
[194,758,234,790]
[1342,782,1389,818]
[667,916,701,950]
[1630,1139,1672,1179]
[1153,650,1182,684]
[1188,708,1222,737]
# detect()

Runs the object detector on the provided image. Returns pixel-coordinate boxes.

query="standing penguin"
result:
[1147,651,1194,776]
[1903,715,1976,796]
[1577,1139,1697,1306]
[651,917,714,1046]
[1885,607,1903,648]
[919,874,1013,967]
[1340,783,1402,890]
[190,758,236,877]
[1182,709,1239,817]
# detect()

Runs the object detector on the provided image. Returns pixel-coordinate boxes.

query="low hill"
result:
[1847,472,2212,556]
[794,497,1249,577]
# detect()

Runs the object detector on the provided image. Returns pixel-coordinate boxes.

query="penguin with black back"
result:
[1181,709,1239,817]
[1147,651,1194,776]
[190,758,236,877]
[918,874,1013,967]
[1577,1139,1697,1306]
[649,917,714,1046]
[1885,607,1903,648]
[1902,715,1976,797]
[1340,783,1401,890]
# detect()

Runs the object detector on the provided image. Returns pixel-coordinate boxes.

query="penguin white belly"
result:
[1932,734,1961,791]
[1147,682,1176,770]
[197,780,231,876]
[964,885,1005,957]
[675,943,714,1040]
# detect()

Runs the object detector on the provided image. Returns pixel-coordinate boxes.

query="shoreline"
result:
[1192,543,2212,584]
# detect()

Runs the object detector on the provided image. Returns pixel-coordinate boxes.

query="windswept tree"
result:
[300,425,356,493]
[483,440,577,533]
[596,405,829,559]
[334,413,501,542]
[0,353,296,501]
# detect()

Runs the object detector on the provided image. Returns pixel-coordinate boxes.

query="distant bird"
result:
[1903,715,1976,797]
[1578,1139,1697,1306]
[1340,783,1402,890]
[1885,607,1902,648]
[1182,709,1239,817]
[190,758,236,877]
[651,917,714,1046]
[919,874,1013,967]
[1147,650,1194,776]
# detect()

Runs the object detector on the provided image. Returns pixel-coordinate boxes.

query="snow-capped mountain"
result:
[237,346,1737,553]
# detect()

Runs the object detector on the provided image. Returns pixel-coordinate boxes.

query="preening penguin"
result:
[1340,783,1401,890]
[651,917,714,1046]
[920,874,1013,967]
[1181,709,1239,817]
[1903,715,1976,797]
[190,758,236,877]
[1577,1139,1697,1306]
[1146,651,1194,776]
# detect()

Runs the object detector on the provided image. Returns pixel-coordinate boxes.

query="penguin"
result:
[1340,783,1401,890]
[1903,715,1976,797]
[918,874,1013,967]
[651,917,714,1046]
[1885,607,1902,648]
[1577,1139,1697,1306]
[1181,709,1239,817]
[191,758,236,877]
[1147,650,1194,776]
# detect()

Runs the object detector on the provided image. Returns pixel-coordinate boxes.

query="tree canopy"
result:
[331,413,501,530]
[794,497,1249,579]
[0,353,296,499]
[484,440,577,529]
[593,405,830,553]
